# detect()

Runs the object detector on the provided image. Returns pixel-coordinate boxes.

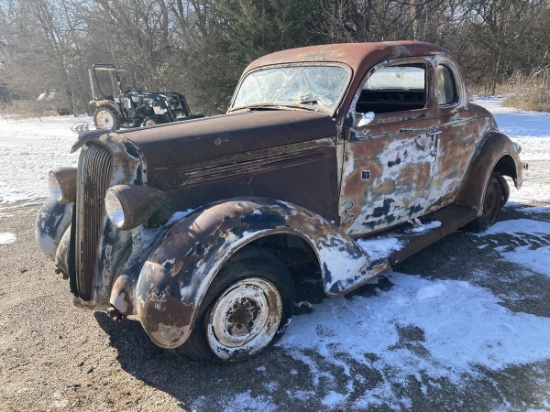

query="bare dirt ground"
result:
[1,198,549,412]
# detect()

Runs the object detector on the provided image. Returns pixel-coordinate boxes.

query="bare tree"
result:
[0,0,548,113]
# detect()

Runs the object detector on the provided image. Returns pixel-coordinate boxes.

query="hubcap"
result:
[207,278,282,359]
[96,110,114,128]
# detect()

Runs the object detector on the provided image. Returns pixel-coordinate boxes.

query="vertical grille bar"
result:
[76,144,112,301]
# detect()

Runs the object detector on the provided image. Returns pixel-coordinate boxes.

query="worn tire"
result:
[466,172,508,232]
[174,247,295,362]
[496,173,510,207]
[93,106,121,130]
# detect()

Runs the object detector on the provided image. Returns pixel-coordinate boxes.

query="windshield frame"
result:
[228,62,353,117]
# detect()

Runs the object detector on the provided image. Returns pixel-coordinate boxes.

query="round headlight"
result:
[48,167,77,204]
[105,190,126,229]
[105,185,166,230]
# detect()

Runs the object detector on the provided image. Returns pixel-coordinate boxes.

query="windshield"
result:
[231,65,351,115]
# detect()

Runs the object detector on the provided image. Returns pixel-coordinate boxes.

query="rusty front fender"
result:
[454,132,523,214]
[135,197,386,349]
[35,195,72,261]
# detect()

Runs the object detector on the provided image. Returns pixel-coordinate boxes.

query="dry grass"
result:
[501,69,550,112]
[503,91,550,112]
[467,69,550,112]
[0,101,62,119]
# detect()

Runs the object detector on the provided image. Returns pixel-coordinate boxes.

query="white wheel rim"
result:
[207,278,282,360]
[96,110,114,128]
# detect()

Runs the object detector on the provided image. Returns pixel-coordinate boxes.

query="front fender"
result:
[135,197,387,349]
[35,195,72,261]
[455,132,523,213]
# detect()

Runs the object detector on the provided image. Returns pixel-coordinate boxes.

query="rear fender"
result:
[455,132,523,214]
[135,197,386,349]
[92,100,122,116]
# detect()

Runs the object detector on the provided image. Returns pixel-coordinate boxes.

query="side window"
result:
[356,65,426,114]
[437,65,458,105]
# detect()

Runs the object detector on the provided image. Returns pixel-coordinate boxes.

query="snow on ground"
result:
[475,96,550,205]
[0,115,84,203]
[277,268,550,409]
[1,100,550,410]
[478,219,550,277]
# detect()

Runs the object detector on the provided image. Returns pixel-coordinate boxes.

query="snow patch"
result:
[278,272,550,407]
[357,237,403,261]
[0,232,16,245]
[475,219,550,276]
[407,220,442,233]
[500,246,550,276]
[484,219,550,236]
[224,392,277,412]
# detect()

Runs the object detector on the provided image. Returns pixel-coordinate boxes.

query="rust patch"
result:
[397,163,416,186]
[372,179,395,195]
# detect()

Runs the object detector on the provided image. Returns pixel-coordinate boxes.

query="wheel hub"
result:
[96,111,114,128]
[227,298,259,336]
[206,277,283,359]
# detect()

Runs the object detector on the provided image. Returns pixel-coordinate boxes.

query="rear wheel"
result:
[93,106,121,130]
[174,247,295,362]
[466,173,509,232]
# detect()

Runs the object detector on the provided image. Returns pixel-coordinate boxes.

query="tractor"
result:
[88,64,201,130]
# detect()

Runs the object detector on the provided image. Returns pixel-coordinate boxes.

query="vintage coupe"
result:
[37,42,526,362]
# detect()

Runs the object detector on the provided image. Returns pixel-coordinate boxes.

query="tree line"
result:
[0,0,548,115]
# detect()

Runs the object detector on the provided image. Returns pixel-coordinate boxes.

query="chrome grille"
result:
[76,143,112,301]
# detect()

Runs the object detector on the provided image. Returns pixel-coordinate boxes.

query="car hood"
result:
[118,110,336,176]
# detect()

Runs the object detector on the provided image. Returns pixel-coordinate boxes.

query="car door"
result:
[427,61,481,208]
[339,58,440,237]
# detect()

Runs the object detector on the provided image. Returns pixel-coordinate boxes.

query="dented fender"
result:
[455,132,524,213]
[35,195,73,261]
[135,197,388,349]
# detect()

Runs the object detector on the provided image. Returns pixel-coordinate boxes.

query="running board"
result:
[356,204,478,269]
[388,204,477,265]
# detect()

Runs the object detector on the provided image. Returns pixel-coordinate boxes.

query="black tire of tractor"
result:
[93,106,121,131]
[173,247,295,362]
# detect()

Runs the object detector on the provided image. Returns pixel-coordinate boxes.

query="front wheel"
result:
[175,248,295,362]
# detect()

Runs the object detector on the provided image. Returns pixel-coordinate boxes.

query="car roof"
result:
[244,41,452,74]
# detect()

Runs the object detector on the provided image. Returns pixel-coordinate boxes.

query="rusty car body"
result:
[36,41,526,362]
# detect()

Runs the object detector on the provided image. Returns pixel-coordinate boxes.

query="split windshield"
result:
[232,65,351,115]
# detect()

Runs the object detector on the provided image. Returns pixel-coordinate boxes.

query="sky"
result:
[0,98,549,410]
